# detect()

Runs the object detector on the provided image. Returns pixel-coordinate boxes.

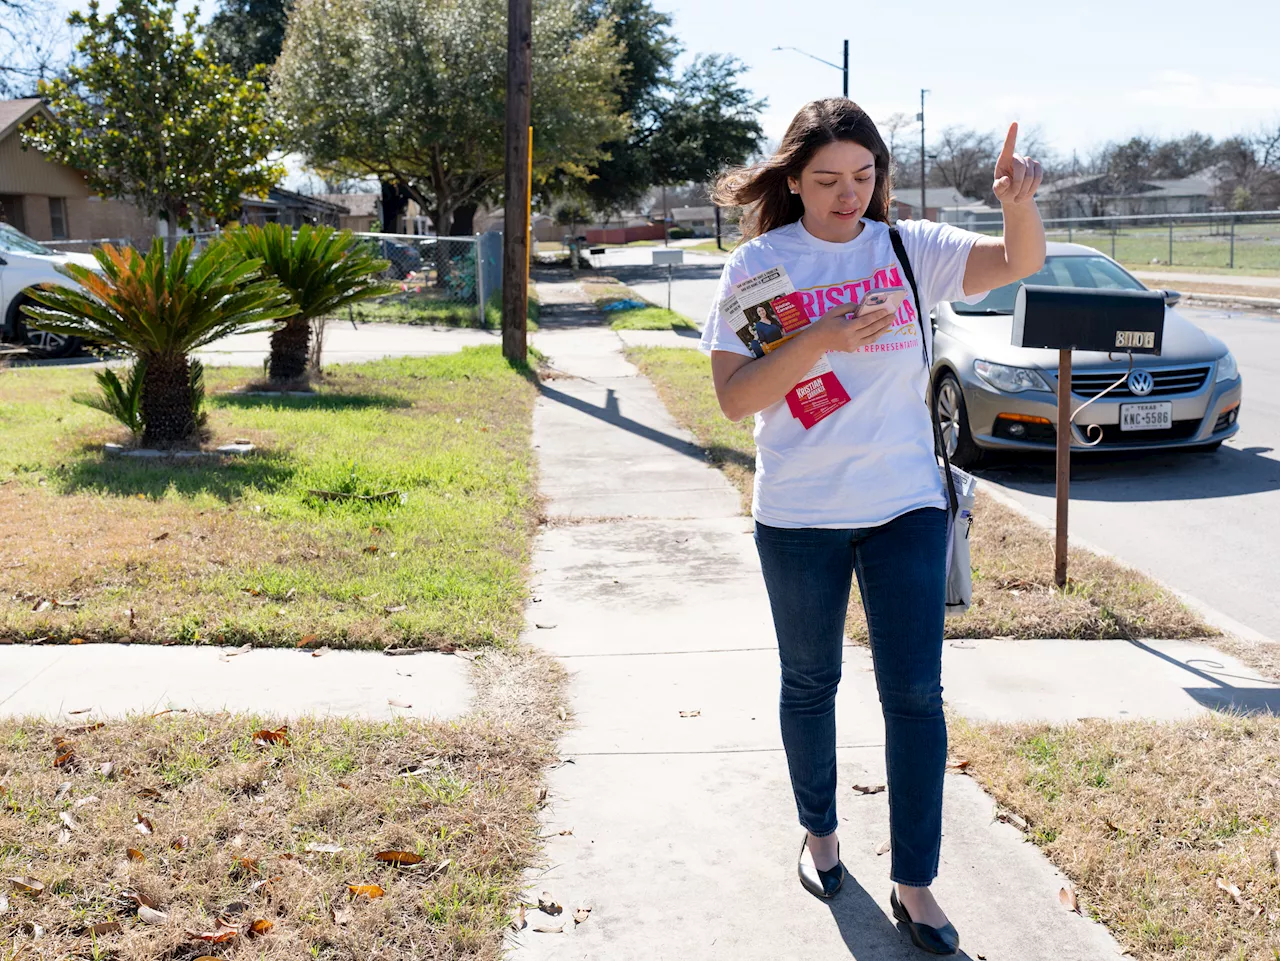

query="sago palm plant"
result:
[218,223,392,384]
[22,237,294,447]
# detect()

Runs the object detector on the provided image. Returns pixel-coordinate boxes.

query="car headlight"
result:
[1215,351,1239,383]
[973,360,1054,393]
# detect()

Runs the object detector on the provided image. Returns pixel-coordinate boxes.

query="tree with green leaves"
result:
[205,0,292,78]
[23,0,285,250]
[22,239,294,446]
[274,0,626,244]
[576,0,764,220]
[218,223,393,384]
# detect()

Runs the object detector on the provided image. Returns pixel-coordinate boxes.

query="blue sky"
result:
[652,0,1280,160]
[49,0,1280,162]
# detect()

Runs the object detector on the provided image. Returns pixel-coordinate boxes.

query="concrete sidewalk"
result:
[508,281,1272,960]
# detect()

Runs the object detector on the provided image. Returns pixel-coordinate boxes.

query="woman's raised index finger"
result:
[997,122,1019,166]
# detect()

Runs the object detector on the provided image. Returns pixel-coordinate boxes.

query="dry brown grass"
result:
[1167,280,1280,302]
[577,276,634,306]
[949,713,1280,961]
[625,345,1216,643]
[0,647,568,960]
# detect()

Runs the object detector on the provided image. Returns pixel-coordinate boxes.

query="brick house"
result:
[0,98,155,243]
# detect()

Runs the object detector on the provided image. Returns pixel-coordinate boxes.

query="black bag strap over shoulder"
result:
[888,225,960,516]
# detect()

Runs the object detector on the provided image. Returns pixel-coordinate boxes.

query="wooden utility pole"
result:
[502,0,532,364]
[1055,348,1072,587]
[918,89,928,221]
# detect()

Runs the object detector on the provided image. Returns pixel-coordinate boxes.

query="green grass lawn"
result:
[0,347,541,650]
[607,305,696,331]
[625,345,1212,643]
[683,240,737,256]
[337,292,540,330]
[1034,222,1280,273]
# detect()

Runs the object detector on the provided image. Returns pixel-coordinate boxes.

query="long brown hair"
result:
[714,98,893,241]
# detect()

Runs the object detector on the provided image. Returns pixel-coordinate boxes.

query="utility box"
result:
[652,249,684,266]
[1012,285,1166,354]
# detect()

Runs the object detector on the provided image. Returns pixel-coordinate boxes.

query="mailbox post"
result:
[1011,285,1166,587]
[652,248,683,310]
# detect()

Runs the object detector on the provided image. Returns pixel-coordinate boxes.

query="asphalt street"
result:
[599,245,1280,642]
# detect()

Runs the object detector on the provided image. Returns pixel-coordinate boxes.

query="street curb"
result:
[978,481,1278,646]
[1183,291,1280,309]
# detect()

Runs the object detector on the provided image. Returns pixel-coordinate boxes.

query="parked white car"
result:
[0,222,100,358]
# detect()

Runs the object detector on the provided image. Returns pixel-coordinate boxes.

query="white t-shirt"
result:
[699,217,986,529]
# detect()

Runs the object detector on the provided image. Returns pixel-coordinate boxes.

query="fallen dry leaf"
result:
[573,906,592,924]
[532,920,565,934]
[374,850,423,866]
[557,705,567,721]
[172,835,189,851]
[73,795,100,808]
[305,842,343,855]
[224,643,253,657]
[875,839,891,855]
[1059,885,1081,914]
[54,750,76,768]
[388,698,412,709]
[311,646,331,657]
[249,876,282,895]
[249,919,273,935]
[852,783,886,795]
[538,892,563,916]
[995,808,1029,832]
[59,811,79,831]
[7,877,45,896]
[186,929,237,943]
[234,857,259,874]
[134,814,153,835]
[252,726,290,747]
[126,848,145,861]
[510,903,526,932]
[53,780,72,801]
[69,722,105,735]
[1215,877,1263,915]
[138,905,168,924]
[363,545,380,554]
[69,637,85,644]
[332,904,354,925]
[1271,849,1280,874]
[384,604,406,613]
[0,892,8,915]
[135,786,162,800]
[678,710,701,718]
[84,921,122,936]
[348,884,385,899]
[946,758,971,771]
[297,634,320,648]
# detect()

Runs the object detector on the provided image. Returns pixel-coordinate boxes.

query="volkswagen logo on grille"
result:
[1127,370,1155,396]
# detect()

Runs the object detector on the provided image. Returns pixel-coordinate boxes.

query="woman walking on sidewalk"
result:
[701,98,1045,955]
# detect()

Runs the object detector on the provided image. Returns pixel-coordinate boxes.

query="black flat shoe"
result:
[890,886,960,955]
[797,834,846,899]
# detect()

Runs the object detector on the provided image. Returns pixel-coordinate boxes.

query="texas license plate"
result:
[1120,402,1172,431]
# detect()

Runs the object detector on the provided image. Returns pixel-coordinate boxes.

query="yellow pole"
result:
[526,125,533,315]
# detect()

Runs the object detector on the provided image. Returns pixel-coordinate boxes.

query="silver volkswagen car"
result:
[929,242,1242,467]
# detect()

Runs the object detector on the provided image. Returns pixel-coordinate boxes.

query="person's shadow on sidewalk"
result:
[825,879,978,960]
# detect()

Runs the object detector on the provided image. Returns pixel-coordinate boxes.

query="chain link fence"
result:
[944,209,1280,272]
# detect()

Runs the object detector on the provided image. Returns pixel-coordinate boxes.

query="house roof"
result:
[670,205,716,220]
[1038,173,1214,200]
[240,186,348,214]
[314,192,379,217]
[0,98,51,141]
[891,186,979,208]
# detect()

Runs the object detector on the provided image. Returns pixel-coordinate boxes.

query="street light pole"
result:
[918,89,929,221]
[772,43,850,99]
[501,0,532,364]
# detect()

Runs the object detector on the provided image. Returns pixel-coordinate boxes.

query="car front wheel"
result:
[933,371,984,469]
[16,298,82,358]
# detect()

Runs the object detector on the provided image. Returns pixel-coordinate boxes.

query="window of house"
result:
[49,197,69,239]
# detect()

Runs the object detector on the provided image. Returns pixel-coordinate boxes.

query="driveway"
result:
[599,251,1280,642]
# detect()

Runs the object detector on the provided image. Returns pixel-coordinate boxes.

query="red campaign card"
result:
[785,367,851,429]
[770,292,811,333]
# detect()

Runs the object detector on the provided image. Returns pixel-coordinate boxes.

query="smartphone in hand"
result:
[853,287,907,318]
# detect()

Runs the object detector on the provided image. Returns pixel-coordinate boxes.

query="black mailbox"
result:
[1012,285,1166,354]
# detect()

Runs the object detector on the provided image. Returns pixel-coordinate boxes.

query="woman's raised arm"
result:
[962,122,1046,296]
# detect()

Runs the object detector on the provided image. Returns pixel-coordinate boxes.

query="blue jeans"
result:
[754,507,948,887]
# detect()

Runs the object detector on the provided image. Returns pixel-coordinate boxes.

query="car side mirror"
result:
[1162,289,1181,307]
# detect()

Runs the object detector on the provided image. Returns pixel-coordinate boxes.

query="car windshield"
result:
[952,255,1147,314]
[0,222,55,255]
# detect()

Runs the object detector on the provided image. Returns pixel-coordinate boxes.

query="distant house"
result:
[890,186,979,222]
[312,192,380,232]
[0,98,155,243]
[669,205,718,237]
[1035,173,1216,219]
[239,187,348,229]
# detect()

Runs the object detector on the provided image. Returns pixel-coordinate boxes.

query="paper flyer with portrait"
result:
[722,265,849,429]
